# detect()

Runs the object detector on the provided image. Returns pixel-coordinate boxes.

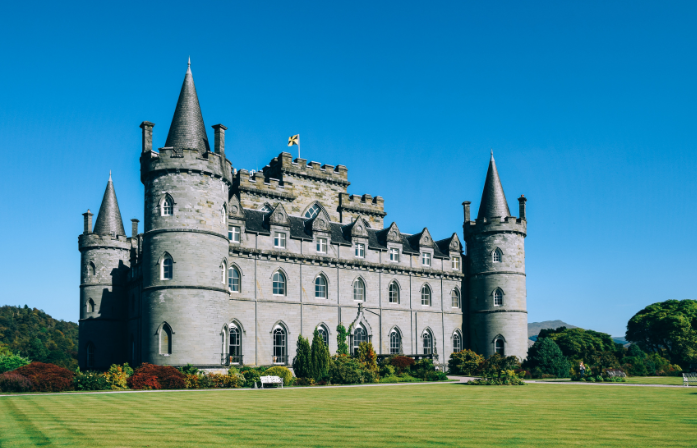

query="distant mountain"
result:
[528,320,579,339]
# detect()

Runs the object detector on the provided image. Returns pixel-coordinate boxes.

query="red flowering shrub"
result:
[13,362,74,392]
[390,356,415,373]
[0,372,35,392]
[128,363,185,390]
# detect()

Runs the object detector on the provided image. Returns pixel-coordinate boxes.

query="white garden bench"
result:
[259,375,283,389]
[682,373,697,387]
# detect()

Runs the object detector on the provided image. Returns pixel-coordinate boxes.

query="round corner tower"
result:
[464,154,528,361]
[139,61,233,367]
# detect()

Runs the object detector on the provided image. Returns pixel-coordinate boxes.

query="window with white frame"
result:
[493,248,503,263]
[305,204,321,219]
[421,285,432,306]
[162,196,173,216]
[228,266,240,292]
[495,338,505,355]
[353,278,366,302]
[221,205,226,224]
[422,330,433,355]
[316,238,327,254]
[355,243,365,258]
[389,330,401,354]
[315,275,328,299]
[161,256,173,280]
[228,226,241,243]
[221,262,227,284]
[272,271,286,295]
[317,325,329,347]
[353,326,367,355]
[421,252,431,267]
[452,257,460,270]
[274,232,286,249]
[494,289,503,306]
[388,282,399,304]
[453,331,462,353]
[389,248,400,262]
[273,326,286,364]
[451,289,460,308]
[229,324,241,363]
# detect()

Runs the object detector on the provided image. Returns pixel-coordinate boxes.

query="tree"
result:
[524,337,570,378]
[357,342,377,373]
[448,349,484,375]
[540,327,621,367]
[336,324,349,356]
[292,335,312,379]
[310,329,331,382]
[626,299,697,366]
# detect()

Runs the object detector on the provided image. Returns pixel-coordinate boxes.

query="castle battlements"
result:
[78,233,132,251]
[264,152,350,187]
[338,193,386,217]
[140,147,232,185]
[234,169,297,202]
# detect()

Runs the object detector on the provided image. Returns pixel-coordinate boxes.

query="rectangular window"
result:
[228,226,241,243]
[355,243,365,258]
[317,238,327,254]
[389,248,400,262]
[274,232,286,249]
[452,257,460,270]
[421,252,431,267]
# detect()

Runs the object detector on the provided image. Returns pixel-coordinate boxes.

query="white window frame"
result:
[229,226,241,243]
[494,289,503,306]
[353,278,366,302]
[228,266,240,293]
[388,282,400,304]
[389,248,400,262]
[316,238,327,254]
[315,275,328,299]
[452,257,460,270]
[274,232,287,249]
[451,289,461,308]
[421,252,431,267]
[355,243,365,258]
[493,248,503,263]
[272,271,286,296]
[161,197,173,216]
[161,256,173,280]
[421,285,431,306]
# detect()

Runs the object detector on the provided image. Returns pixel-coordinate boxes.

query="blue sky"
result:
[0,1,695,336]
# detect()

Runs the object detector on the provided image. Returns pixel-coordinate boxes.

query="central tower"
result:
[139,61,233,366]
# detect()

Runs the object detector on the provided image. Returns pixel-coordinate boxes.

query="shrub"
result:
[390,355,416,373]
[128,373,161,390]
[74,370,108,391]
[479,354,521,376]
[294,377,316,386]
[127,363,185,390]
[448,349,484,375]
[13,362,74,392]
[524,338,570,378]
[293,335,312,379]
[179,364,199,375]
[336,324,349,356]
[311,330,331,382]
[411,359,448,381]
[329,355,364,384]
[467,370,525,386]
[104,364,131,390]
[0,372,34,392]
[379,364,396,377]
[184,373,200,389]
[240,367,263,388]
[0,353,31,374]
[380,374,420,383]
[264,366,293,386]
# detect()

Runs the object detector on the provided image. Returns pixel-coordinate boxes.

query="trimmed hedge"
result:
[13,362,74,392]
[0,372,34,392]
[127,363,185,390]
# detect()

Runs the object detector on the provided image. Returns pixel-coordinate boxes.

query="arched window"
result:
[494,289,503,306]
[315,275,328,299]
[273,326,286,364]
[87,298,95,313]
[305,204,321,219]
[221,262,227,284]
[86,342,95,368]
[162,196,173,216]
[353,278,366,302]
[160,324,172,355]
[229,325,241,364]
[453,331,462,353]
[272,271,286,296]
[353,326,367,355]
[422,330,433,355]
[389,330,401,355]
[221,204,227,224]
[228,266,240,292]
[161,255,173,280]
[388,282,400,304]
[317,325,329,347]
[89,262,95,277]
[495,338,505,355]
[451,289,460,308]
[493,248,503,263]
[421,285,432,306]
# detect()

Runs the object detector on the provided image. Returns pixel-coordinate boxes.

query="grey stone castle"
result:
[78,62,528,371]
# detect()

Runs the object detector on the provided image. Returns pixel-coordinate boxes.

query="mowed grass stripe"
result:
[0,384,695,447]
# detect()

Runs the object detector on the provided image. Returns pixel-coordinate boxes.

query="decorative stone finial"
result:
[109,170,112,181]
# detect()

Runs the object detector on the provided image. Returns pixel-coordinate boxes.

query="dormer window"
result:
[317,238,327,253]
[389,248,400,262]
[274,232,286,249]
[452,257,460,270]
[421,252,431,267]
[305,204,321,219]
[355,243,365,258]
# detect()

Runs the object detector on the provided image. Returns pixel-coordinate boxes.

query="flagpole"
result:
[298,141,301,160]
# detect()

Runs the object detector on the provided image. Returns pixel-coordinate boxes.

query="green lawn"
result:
[623,376,684,386]
[1,383,695,447]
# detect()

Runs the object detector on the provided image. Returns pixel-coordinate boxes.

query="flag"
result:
[288,134,299,147]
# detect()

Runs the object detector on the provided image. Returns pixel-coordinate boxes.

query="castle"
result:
[77,62,528,371]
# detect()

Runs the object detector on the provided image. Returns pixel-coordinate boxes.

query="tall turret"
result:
[139,60,233,367]
[78,173,130,369]
[464,153,528,360]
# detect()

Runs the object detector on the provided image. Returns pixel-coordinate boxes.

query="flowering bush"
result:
[13,362,74,392]
[127,363,185,390]
[104,364,131,390]
[467,370,526,386]
[184,374,200,389]
[0,372,34,392]
[448,350,484,376]
[294,377,316,386]
[73,370,108,391]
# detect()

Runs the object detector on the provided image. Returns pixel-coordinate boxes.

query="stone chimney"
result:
[212,124,227,157]
[462,201,471,223]
[83,209,93,234]
[140,121,155,153]
[518,195,527,220]
[131,219,139,238]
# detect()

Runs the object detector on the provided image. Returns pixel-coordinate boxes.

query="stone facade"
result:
[78,63,529,371]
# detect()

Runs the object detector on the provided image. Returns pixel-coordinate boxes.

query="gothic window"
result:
[221,204,227,224]
[422,330,433,355]
[228,225,241,243]
[421,252,431,267]
[229,324,241,364]
[274,232,286,249]
[161,255,173,280]
[221,261,227,284]
[87,298,95,313]
[493,248,503,263]
[317,325,329,347]
[228,266,240,292]
[89,262,95,277]
[86,342,95,368]
[305,204,321,219]
[421,285,432,306]
[494,289,503,306]
[495,338,505,355]
[355,243,365,258]
[388,282,400,304]
[451,289,461,308]
[160,324,172,355]
[273,271,286,296]
[353,326,367,355]
[316,238,327,253]
[162,196,173,216]
[273,326,286,364]
[353,278,366,302]
[389,330,401,355]
[453,331,462,353]
[315,274,328,299]
[389,248,400,262]
[452,257,460,270]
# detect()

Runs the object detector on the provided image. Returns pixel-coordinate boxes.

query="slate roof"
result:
[477,153,511,219]
[164,59,210,154]
[93,174,126,236]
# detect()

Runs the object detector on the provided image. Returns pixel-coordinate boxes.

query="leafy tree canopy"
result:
[540,327,619,362]
[524,337,570,378]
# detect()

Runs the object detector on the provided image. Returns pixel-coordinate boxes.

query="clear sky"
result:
[0,1,695,337]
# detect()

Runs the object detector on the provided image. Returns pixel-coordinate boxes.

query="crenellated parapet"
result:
[463,216,527,239]
[263,152,350,187]
[140,147,233,186]
[234,168,298,209]
[339,193,386,228]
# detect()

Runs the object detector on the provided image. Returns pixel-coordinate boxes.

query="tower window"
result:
[353,278,366,302]
[494,289,503,306]
[228,266,240,292]
[451,289,460,308]
[421,252,431,267]
[495,338,505,355]
[274,232,286,249]
[228,226,241,243]
[421,285,432,306]
[355,243,365,258]
[162,197,173,216]
[160,324,172,355]
[388,282,400,304]
[305,204,321,219]
[493,248,503,263]
[452,257,460,270]
[316,238,327,254]
[273,271,286,296]
[161,256,173,280]
[315,275,328,299]
[87,298,95,313]
[453,331,462,353]
[389,248,400,262]
[221,262,227,284]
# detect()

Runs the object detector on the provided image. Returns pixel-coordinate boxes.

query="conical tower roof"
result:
[93,172,126,236]
[164,58,210,153]
[477,152,511,219]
